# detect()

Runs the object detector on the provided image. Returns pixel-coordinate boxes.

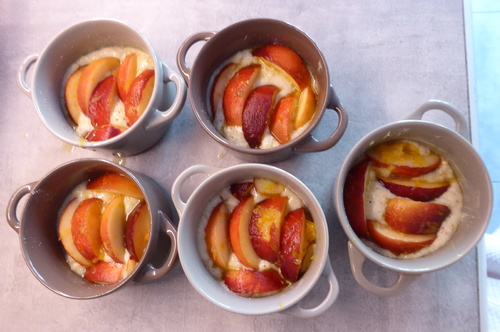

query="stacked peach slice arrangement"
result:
[343,140,463,258]
[58,173,151,284]
[210,44,317,149]
[202,177,316,297]
[64,47,154,142]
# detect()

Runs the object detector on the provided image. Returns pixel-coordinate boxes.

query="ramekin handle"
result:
[6,182,38,233]
[135,211,178,282]
[284,257,339,318]
[348,241,420,296]
[293,86,348,153]
[176,31,217,85]
[17,54,39,98]
[146,63,187,131]
[405,100,468,138]
[171,164,221,216]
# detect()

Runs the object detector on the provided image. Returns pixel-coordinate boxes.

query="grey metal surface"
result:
[0,0,480,331]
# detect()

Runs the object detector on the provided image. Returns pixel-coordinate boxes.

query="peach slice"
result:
[229,196,261,269]
[87,75,117,127]
[84,261,124,284]
[116,53,138,101]
[71,198,104,262]
[252,44,311,91]
[343,159,371,238]
[222,64,261,126]
[77,57,120,114]
[249,196,287,264]
[256,57,300,91]
[299,220,316,274]
[253,177,284,196]
[367,140,442,177]
[367,219,437,255]
[100,195,127,263]
[223,269,288,297]
[125,201,151,261]
[210,62,237,118]
[270,93,297,144]
[378,177,449,202]
[230,181,254,201]
[242,85,279,148]
[124,69,155,126]
[205,202,232,270]
[126,259,138,276]
[280,208,309,282]
[294,86,316,129]
[385,198,450,235]
[85,124,124,142]
[87,173,144,200]
[64,65,87,124]
[58,198,92,267]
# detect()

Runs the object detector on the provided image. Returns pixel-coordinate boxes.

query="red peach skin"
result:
[117,53,138,101]
[71,198,104,262]
[343,159,371,238]
[384,198,450,235]
[229,196,261,269]
[77,57,120,115]
[124,69,155,126]
[223,269,288,296]
[378,177,449,202]
[367,219,437,255]
[125,201,151,261]
[58,198,92,268]
[270,93,297,144]
[367,140,441,177]
[85,124,124,142]
[252,44,311,90]
[87,75,117,127]
[249,196,287,264]
[280,208,307,282]
[84,261,124,284]
[242,85,279,148]
[222,64,261,126]
[87,173,144,199]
